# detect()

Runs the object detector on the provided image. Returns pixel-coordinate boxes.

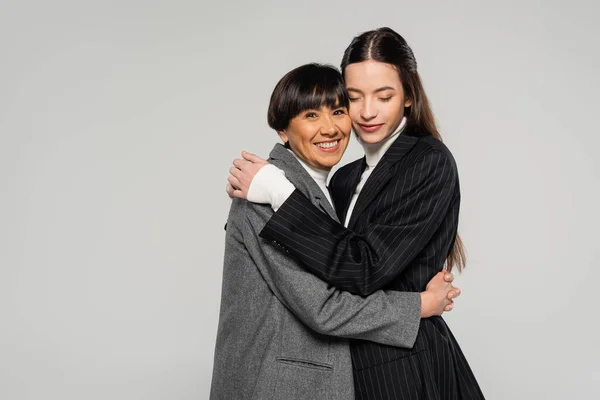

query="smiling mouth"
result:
[316,140,339,148]
[314,140,341,152]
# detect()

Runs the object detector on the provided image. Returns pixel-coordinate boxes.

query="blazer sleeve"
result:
[241,200,421,348]
[260,149,458,296]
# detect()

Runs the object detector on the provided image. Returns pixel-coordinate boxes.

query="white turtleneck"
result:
[343,117,407,226]
[288,150,333,207]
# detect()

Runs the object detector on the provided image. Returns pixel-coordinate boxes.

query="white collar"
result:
[361,117,407,167]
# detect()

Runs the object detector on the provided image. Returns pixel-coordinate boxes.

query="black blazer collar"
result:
[346,128,420,229]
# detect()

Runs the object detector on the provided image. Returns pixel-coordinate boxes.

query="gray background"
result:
[1,0,598,399]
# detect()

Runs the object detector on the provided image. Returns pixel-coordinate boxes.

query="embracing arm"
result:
[260,149,459,296]
[238,199,423,348]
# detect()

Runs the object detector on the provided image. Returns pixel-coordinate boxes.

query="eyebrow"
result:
[346,86,396,94]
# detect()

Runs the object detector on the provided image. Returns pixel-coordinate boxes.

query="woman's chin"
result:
[314,157,342,171]
[318,160,339,170]
[357,131,390,145]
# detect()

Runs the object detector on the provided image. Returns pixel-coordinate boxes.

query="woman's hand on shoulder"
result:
[227,151,270,199]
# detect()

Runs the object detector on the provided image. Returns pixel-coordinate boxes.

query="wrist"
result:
[271,179,295,212]
[420,292,434,318]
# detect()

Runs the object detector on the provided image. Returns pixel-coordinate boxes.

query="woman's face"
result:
[278,105,351,171]
[344,60,412,145]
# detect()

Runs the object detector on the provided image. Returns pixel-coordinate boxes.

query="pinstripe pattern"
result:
[260,130,484,399]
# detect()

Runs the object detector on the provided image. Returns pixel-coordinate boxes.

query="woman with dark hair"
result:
[227,28,484,399]
[211,62,460,400]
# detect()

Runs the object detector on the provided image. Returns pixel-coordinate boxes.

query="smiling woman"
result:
[267,63,352,170]
[346,60,411,144]
[276,106,350,170]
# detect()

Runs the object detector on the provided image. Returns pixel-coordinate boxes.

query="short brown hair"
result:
[268,63,349,131]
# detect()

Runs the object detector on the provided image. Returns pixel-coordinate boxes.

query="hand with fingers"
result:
[420,271,462,318]
[226,151,270,199]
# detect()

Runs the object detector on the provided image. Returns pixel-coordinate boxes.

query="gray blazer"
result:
[210,144,421,400]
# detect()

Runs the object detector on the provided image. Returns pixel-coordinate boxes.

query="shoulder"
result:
[412,135,456,162]
[227,198,273,234]
[405,136,458,173]
[394,137,459,188]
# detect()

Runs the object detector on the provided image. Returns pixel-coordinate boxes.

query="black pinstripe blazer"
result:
[260,128,484,399]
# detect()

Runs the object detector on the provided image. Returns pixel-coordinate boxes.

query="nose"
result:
[360,98,377,121]
[320,114,337,136]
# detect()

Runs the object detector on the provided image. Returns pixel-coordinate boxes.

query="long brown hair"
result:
[341,27,466,272]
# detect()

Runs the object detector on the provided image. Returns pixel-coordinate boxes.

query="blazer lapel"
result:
[332,159,364,224]
[314,194,338,221]
[268,144,339,222]
[347,133,419,229]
